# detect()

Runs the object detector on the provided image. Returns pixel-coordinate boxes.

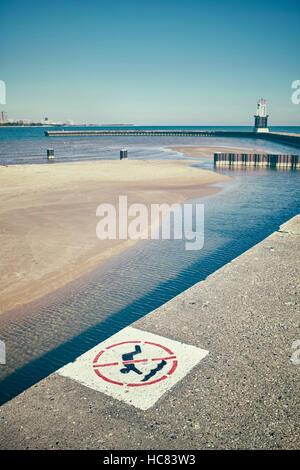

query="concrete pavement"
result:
[0,215,299,450]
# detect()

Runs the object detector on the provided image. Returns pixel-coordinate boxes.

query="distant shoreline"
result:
[1,124,300,131]
[0,124,135,128]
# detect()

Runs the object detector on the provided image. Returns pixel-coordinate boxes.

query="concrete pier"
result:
[214,153,300,169]
[0,215,299,450]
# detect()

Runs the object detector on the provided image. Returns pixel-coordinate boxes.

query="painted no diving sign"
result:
[57,327,209,410]
[92,339,178,387]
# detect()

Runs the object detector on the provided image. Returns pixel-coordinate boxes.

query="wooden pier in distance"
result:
[45,129,219,137]
[44,129,300,148]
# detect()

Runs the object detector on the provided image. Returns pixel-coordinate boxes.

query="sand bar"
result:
[0,159,231,315]
[169,145,261,158]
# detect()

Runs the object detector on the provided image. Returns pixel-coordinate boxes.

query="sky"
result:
[1,0,300,125]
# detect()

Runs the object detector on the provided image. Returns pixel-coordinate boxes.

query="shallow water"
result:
[0,133,299,405]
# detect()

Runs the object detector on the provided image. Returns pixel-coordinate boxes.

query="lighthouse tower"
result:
[253,98,269,133]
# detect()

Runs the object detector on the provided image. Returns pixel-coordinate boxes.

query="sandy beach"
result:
[0,159,231,315]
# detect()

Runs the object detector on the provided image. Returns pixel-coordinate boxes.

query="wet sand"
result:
[0,159,231,315]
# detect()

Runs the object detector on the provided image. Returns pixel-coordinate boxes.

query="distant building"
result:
[253,98,269,133]
[0,111,8,122]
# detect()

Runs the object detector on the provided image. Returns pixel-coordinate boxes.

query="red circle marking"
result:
[92,340,177,386]
[94,370,124,386]
[93,350,104,364]
[144,341,174,355]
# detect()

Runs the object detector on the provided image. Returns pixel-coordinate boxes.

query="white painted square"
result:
[57,326,209,410]
[0,340,5,364]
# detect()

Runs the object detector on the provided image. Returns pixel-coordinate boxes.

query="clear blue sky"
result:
[1,0,300,125]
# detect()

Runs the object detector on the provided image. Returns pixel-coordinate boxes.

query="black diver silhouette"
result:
[141,360,167,382]
[120,345,143,375]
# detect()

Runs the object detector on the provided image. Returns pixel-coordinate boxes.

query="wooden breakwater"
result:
[44,130,300,148]
[44,129,235,137]
[214,153,300,169]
